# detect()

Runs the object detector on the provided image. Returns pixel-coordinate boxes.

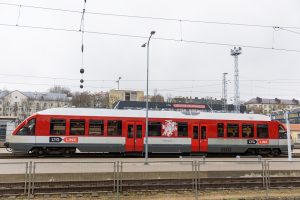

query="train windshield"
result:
[16,118,36,136]
[279,124,287,139]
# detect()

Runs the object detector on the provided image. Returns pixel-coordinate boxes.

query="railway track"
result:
[0,177,300,195]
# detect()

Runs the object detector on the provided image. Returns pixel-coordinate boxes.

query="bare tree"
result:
[72,92,93,107]
[49,86,72,97]
[93,92,109,108]
[150,89,164,102]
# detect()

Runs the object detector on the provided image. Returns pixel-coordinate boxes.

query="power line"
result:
[1,73,300,83]
[1,2,300,30]
[1,23,300,53]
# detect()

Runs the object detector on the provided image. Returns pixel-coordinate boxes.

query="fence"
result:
[0,159,299,199]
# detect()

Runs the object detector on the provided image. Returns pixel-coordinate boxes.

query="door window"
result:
[137,125,142,138]
[201,126,206,139]
[193,126,198,139]
[128,125,134,138]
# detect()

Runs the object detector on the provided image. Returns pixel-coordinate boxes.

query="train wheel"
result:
[272,149,280,157]
[37,148,45,158]
[63,148,75,157]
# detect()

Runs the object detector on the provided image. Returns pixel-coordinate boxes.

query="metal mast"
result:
[230,47,242,113]
[222,73,228,112]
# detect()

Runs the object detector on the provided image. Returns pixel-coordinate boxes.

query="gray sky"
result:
[0,0,300,102]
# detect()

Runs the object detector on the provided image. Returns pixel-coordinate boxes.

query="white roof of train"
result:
[36,108,271,121]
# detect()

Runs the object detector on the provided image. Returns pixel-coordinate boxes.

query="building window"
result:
[50,119,66,135]
[178,122,188,137]
[125,92,130,101]
[257,124,269,138]
[217,123,224,137]
[108,120,122,136]
[89,120,104,136]
[242,124,254,138]
[70,120,85,135]
[148,122,161,136]
[227,124,239,137]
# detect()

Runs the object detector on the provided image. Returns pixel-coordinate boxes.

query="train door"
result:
[200,125,208,152]
[191,124,199,152]
[191,124,208,153]
[125,122,144,152]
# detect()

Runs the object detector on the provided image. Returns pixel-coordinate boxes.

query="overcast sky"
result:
[0,0,300,102]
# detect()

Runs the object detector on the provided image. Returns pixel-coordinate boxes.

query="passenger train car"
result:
[4,108,292,156]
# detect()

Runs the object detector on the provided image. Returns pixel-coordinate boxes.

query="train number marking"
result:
[247,139,257,144]
[49,137,62,143]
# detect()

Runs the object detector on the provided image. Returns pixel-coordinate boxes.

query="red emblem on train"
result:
[162,120,177,137]
[63,137,78,143]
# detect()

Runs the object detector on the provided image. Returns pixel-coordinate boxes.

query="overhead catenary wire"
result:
[0,23,300,53]
[1,73,300,83]
[1,2,300,30]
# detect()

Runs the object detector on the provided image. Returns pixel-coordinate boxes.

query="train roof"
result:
[36,108,271,121]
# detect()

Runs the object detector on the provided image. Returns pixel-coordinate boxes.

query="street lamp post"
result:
[141,30,155,165]
[116,77,121,90]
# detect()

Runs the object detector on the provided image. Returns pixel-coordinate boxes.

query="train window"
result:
[279,125,287,139]
[257,124,269,138]
[108,120,122,136]
[227,124,239,137]
[242,124,254,138]
[148,122,161,137]
[137,125,142,138]
[17,118,36,136]
[217,123,224,137]
[89,120,104,136]
[70,120,85,135]
[201,126,206,139]
[50,119,66,135]
[178,122,188,137]
[128,125,134,138]
[193,126,198,139]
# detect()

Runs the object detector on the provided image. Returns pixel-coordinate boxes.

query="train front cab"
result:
[5,115,37,154]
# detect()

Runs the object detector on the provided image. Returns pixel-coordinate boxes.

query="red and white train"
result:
[5,108,292,156]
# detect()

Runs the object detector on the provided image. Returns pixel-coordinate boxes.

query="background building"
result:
[245,97,299,115]
[109,90,144,108]
[0,90,72,122]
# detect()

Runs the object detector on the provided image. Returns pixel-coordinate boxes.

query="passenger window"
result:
[108,120,122,136]
[70,120,85,135]
[257,124,269,138]
[217,123,224,137]
[50,119,66,135]
[128,125,134,138]
[242,124,254,138]
[193,126,198,139]
[178,122,188,137]
[201,126,206,139]
[17,118,36,136]
[89,120,104,136]
[279,125,287,139]
[148,122,161,136]
[137,125,142,138]
[227,124,239,137]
